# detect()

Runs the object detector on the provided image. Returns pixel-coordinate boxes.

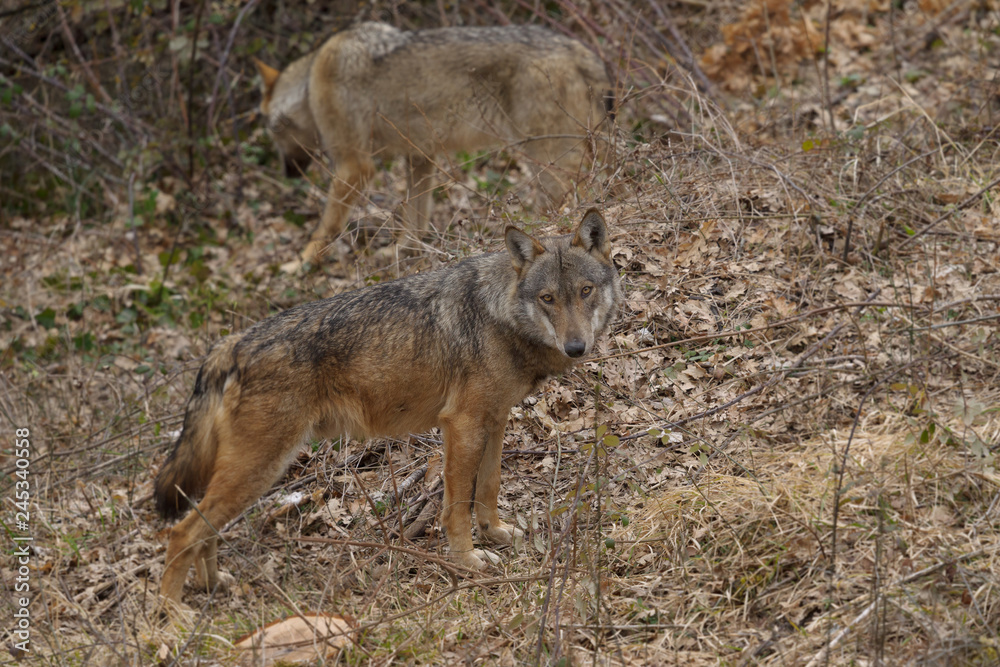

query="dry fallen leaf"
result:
[233,613,356,666]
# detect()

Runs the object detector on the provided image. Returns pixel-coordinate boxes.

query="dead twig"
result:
[385,465,427,510]
[206,0,260,130]
[805,549,987,667]
[594,299,910,363]
[403,479,442,541]
[897,173,1000,248]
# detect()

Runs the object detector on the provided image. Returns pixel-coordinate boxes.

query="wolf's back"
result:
[154,336,239,520]
[349,22,614,120]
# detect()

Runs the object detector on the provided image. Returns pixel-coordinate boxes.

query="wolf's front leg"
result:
[440,411,498,570]
[303,155,374,263]
[475,416,524,547]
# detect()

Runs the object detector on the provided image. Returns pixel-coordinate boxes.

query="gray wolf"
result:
[253,22,613,262]
[154,209,620,605]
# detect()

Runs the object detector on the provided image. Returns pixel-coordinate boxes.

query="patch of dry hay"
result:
[609,411,1000,664]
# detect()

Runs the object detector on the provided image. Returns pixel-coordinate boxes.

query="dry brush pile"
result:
[1,1,999,665]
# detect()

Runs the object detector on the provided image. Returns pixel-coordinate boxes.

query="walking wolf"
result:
[254,22,613,262]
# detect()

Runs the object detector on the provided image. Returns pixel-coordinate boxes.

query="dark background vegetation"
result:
[0,0,702,230]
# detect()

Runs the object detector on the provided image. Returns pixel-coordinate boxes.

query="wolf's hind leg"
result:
[159,407,307,604]
[191,535,235,594]
[403,155,435,239]
[521,136,583,210]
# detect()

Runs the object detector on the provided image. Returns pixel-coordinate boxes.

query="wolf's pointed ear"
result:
[505,226,546,273]
[253,58,281,91]
[571,208,611,259]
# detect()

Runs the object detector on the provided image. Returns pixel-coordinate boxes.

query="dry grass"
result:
[2,1,1000,665]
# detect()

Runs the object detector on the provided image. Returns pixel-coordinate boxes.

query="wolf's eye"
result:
[581,286,593,297]
[540,294,554,304]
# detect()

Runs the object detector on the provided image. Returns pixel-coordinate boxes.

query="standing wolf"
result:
[254,22,613,262]
[154,209,620,605]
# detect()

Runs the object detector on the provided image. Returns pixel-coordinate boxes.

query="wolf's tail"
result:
[154,337,239,520]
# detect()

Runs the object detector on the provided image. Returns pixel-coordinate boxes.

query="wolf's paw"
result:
[301,237,351,269]
[302,239,327,264]
[157,595,196,623]
[280,258,305,274]
[452,548,500,571]
[192,569,235,594]
[473,548,502,567]
[482,521,524,547]
[212,570,236,593]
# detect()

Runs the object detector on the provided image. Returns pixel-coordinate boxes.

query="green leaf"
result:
[158,249,181,267]
[116,307,137,324]
[1,83,23,105]
[283,210,306,227]
[35,307,56,329]
[73,332,95,352]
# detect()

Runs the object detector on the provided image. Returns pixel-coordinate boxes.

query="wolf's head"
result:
[506,209,620,359]
[254,58,319,177]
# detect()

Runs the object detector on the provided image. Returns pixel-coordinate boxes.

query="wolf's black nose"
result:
[564,340,586,358]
